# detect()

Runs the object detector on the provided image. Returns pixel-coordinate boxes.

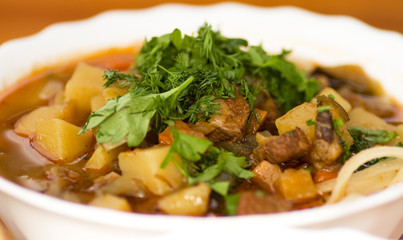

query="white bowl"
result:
[1,3,403,240]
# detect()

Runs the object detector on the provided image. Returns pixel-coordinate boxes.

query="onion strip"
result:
[327,146,403,203]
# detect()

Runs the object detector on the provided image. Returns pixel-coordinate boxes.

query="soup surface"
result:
[1,25,403,216]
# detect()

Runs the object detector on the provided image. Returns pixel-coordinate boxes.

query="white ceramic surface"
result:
[0,3,403,240]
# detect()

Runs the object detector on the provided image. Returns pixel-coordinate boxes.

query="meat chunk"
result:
[245,108,268,135]
[236,191,292,215]
[254,89,281,134]
[188,92,250,141]
[254,127,310,164]
[309,111,343,169]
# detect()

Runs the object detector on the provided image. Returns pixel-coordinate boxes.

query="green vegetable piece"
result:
[306,119,316,126]
[161,129,254,195]
[317,106,331,113]
[225,193,241,216]
[81,23,320,147]
[80,76,194,147]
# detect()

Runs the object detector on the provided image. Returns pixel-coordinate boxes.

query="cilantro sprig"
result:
[79,76,194,147]
[161,129,255,196]
[80,24,319,147]
[347,127,398,171]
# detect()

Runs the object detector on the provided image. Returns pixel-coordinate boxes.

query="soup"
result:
[1,24,403,216]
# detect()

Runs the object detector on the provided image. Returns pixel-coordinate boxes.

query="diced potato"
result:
[89,193,132,212]
[15,106,64,137]
[58,100,78,124]
[275,168,318,201]
[49,91,79,125]
[34,118,93,163]
[102,86,129,101]
[100,175,146,197]
[275,102,317,143]
[312,87,352,113]
[347,107,395,132]
[158,182,211,216]
[64,63,105,121]
[91,95,106,112]
[119,145,186,196]
[85,144,126,174]
[252,160,281,192]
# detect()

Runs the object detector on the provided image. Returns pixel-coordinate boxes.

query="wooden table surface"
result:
[0,0,402,239]
[0,0,403,44]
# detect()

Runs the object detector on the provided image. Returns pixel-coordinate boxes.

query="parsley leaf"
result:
[306,119,316,126]
[349,127,398,147]
[317,106,332,113]
[225,193,241,216]
[81,24,319,146]
[162,129,255,195]
[245,47,319,112]
[348,127,398,171]
[80,76,194,147]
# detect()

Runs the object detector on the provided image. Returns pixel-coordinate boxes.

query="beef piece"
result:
[245,108,268,135]
[236,191,292,215]
[255,90,281,134]
[310,111,343,169]
[255,127,310,164]
[188,92,250,141]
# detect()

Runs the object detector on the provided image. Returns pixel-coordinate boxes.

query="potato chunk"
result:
[275,168,318,202]
[347,107,395,131]
[34,118,93,163]
[158,182,211,216]
[64,63,105,121]
[119,146,186,196]
[90,95,106,112]
[275,102,317,143]
[89,193,132,212]
[252,160,281,192]
[102,86,129,101]
[312,87,352,113]
[15,106,64,137]
[85,144,125,174]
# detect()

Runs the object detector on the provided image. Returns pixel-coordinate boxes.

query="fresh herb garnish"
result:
[80,24,319,147]
[348,127,398,171]
[306,119,316,126]
[79,76,194,147]
[224,193,241,216]
[161,129,255,195]
[349,127,398,148]
[317,106,331,113]
[332,117,350,162]
[328,93,335,100]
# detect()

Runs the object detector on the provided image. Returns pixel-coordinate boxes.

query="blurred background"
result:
[1,0,403,44]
